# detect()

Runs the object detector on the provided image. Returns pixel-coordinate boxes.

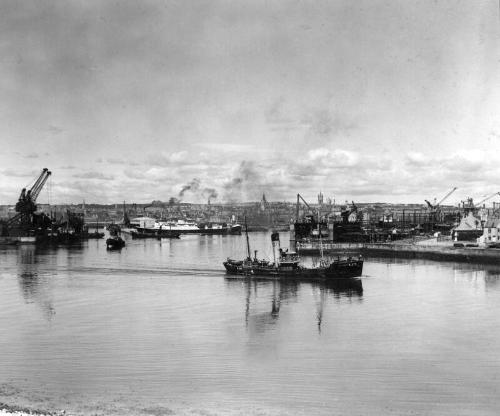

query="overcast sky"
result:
[0,0,499,206]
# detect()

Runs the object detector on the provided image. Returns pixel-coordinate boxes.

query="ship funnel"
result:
[271,231,280,266]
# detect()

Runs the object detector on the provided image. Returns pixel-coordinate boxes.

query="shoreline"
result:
[0,402,66,416]
[296,240,500,265]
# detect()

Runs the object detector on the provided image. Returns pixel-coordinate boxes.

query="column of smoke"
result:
[173,161,265,204]
[176,178,218,204]
[223,161,263,202]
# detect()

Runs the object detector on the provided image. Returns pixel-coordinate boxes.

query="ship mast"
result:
[318,195,324,260]
[318,213,324,259]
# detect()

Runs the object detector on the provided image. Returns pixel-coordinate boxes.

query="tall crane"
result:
[474,192,500,208]
[8,168,52,226]
[425,187,457,210]
[295,193,314,221]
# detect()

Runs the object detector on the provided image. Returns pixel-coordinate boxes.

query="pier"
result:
[297,241,500,265]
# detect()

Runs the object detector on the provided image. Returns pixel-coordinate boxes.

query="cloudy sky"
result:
[0,0,499,205]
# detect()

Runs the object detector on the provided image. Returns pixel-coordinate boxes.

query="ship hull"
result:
[223,258,363,280]
[196,224,242,235]
[133,229,180,239]
[106,237,125,250]
[138,225,241,235]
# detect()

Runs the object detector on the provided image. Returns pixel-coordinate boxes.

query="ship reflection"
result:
[483,269,500,289]
[17,245,56,320]
[226,277,363,333]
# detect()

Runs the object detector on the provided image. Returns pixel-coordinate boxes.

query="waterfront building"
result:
[478,218,500,245]
[130,216,156,228]
[452,212,483,241]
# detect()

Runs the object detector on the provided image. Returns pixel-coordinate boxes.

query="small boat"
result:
[18,236,37,244]
[106,222,125,249]
[86,231,105,239]
[106,236,125,249]
[223,221,363,281]
[85,221,104,239]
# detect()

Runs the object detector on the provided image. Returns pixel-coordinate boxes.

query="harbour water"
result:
[1,232,500,415]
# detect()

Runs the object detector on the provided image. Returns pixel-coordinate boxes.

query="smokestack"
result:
[271,231,280,266]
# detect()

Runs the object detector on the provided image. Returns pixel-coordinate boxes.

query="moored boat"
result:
[84,221,104,239]
[197,222,242,235]
[137,219,241,235]
[106,225,125,249]
[130,229,180,239]
[106,236,125,249]
[85,230,105,239]
[18,236,37,244]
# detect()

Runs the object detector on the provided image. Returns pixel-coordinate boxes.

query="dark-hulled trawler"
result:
[223,224,363,281]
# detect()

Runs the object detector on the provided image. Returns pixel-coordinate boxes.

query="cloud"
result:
[264,99,357,140]
[0,145,491,205]
[223,160,273,202]
[405,152,431,167]
[265,96,295,125]
[197,143,257,154]
[2,169,39,177]
[146,151,189,167]
[106,158,141,166]
[306,148,360,168]
[440,151,485,172]
[25,152,39,159]
[124,169,147,180]
[47,124,64,135]
[72,171,115,180]
[107,158,126,165]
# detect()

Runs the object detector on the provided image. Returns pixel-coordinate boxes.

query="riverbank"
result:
[0,403,65,416]
[297,237,500,265]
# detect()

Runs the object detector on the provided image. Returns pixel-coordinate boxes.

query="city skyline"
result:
[0,1,499,205]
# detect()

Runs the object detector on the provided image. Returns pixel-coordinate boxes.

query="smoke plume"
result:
[179,178,201,197]
[223,161,262,202]
[178,178,218,202]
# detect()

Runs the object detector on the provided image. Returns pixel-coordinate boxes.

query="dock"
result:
[296,239,500,265]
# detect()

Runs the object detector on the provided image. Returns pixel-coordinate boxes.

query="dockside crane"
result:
[7,168,52,227]
[425,187,457,210]
[474,192,500,208]
[295,193,315,221]
[424,187,458,229]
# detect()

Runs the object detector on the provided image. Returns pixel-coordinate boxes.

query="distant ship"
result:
[136,219,242,235]
[130,229,180,239]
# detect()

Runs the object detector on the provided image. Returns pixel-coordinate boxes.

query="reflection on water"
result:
[226,277,363,333]
[1,234,500,415]
[17,246,56,321]
[484,271,500,288]
[368,254,500,290]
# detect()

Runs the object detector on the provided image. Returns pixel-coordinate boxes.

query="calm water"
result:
[1,232,500,415]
